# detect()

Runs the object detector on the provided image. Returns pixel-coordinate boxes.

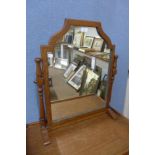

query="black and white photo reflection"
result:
[47,26,111,102]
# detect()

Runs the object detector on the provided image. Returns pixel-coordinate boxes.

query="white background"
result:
[0,0,155,154]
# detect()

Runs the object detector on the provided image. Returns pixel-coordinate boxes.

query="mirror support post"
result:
[34,58,51,145]
[106,55,118,119]
[34,58,46,128]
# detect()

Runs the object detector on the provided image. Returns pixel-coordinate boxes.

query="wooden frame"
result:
[35,19,118,129]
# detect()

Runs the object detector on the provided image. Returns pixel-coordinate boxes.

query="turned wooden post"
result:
[106,54,118,119]
[34,58,46,127]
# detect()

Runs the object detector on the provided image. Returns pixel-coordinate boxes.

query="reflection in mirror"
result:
[47,26,112,121]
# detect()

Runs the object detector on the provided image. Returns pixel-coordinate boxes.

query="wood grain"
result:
[27,112,129,155]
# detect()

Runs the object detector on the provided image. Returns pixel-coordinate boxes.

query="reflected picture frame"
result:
[92,38,104,52]
[68,65,86,90]
[73,31,84,48]
[64,63,77,78]
[47,53,54,67]
[80,68,100,95]
[54,58,69,70]
[83,36,94,48]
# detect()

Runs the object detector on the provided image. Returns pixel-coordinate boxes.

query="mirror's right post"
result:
[106,52,118,119]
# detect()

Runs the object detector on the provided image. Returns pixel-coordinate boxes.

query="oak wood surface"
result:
[27,111,129,155]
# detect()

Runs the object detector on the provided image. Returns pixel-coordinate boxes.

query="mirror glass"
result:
[47,26,112,122]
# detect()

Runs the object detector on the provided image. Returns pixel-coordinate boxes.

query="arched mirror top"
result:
[48,18,114,50]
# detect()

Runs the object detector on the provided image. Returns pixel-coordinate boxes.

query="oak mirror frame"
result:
[39,19,118,128]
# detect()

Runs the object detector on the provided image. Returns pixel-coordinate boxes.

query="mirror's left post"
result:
[34,58,46,128]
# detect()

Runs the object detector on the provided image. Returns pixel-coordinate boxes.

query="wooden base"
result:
[27,110,129,155]
[27,107,123,147]
[51,109,106,130]
[49,106,118,130]
[40,106,120,145]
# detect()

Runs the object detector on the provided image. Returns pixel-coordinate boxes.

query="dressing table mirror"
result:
[34,19,118,130]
